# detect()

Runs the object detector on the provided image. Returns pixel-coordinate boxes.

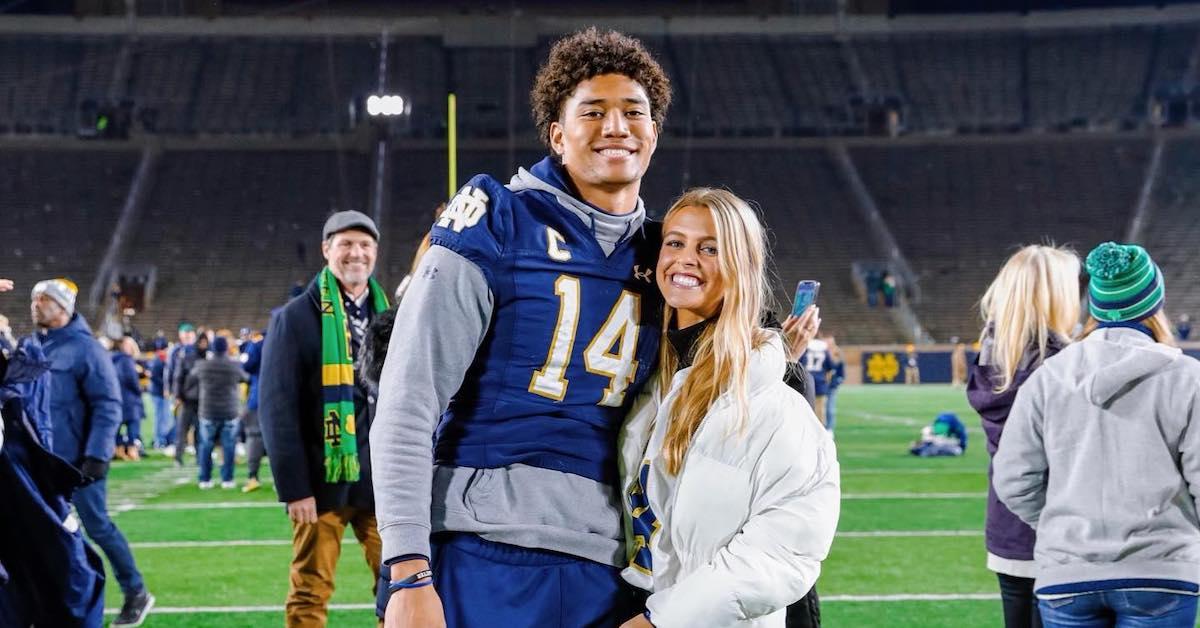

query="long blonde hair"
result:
[1081,310,1177,346]
[659,188,772,475]
[978,244,1081,393]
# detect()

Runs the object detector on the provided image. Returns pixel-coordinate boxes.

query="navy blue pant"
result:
[74,478,144,596]
[377,533,629,627]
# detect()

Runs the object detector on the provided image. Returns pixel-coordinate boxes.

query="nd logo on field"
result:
[866,352,901,383]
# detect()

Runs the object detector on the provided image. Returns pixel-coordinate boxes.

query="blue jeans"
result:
[198,417,238,483]
[152,394,174,448]
[825,388,839,431]
[74,478,143,596]
[1039,590,1198,627]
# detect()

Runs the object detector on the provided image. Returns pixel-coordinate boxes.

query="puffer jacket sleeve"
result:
[646,400,841,627]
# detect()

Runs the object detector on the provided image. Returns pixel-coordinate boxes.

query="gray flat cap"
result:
[323,210,380,241]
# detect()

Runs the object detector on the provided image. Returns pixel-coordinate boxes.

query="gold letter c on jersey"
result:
[546,227,571,262]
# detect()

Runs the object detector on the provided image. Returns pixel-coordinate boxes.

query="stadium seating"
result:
[851,138,1149,342]
[125,150,369,333]
[0,149,140,336]
[1142,137,1200,319]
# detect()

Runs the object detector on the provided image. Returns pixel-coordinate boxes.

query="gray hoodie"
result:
[994,327,1200,590]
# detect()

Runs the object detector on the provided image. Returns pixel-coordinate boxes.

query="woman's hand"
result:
[619,614,655,628]
[782,305,821,362]
[0,278,12,292]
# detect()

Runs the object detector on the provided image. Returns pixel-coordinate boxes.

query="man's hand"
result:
[286,496,318,525]
[80,457,109,482]
[0,279,12,292]
[782,305,822,362]
[383,583,446,628]
[619,614,654,628]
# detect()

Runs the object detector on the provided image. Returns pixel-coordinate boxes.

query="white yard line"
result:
[107,464,192,514]
[822,593,999,602]
[131,531,981,549]
[103,595,1002,615]
[837,530,982,538]
[842,492,985,499]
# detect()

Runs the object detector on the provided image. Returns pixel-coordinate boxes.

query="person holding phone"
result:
[617,188,840,627]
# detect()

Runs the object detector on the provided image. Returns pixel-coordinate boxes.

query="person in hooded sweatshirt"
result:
[994,242,1200,628]
[968,244,1081,628]
[616,188,840,628]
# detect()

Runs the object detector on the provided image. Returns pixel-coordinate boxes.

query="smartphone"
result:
[792,280,821,317]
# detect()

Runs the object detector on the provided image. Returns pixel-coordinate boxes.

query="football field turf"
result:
[97,386,1033,626]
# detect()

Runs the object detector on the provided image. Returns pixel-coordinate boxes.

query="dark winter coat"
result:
[111,352,143,426]
[32,315,122,466]
[186,356,248,420]
[259,277,377,513]
[966,330,1066,562]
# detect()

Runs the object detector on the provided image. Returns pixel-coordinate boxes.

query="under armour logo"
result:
[422,266,439,281]
[633,265,653,283]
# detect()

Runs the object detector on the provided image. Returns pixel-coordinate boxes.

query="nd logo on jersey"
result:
[439,186,489,233]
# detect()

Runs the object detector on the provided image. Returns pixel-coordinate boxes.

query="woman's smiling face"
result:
[657,204,724,329]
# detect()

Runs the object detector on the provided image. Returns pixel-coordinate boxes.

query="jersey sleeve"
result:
[428,174,512,286]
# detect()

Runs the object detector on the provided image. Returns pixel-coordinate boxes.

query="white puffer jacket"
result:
[618,335,841,628]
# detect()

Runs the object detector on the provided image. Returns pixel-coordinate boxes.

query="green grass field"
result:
[99,385,1006,626]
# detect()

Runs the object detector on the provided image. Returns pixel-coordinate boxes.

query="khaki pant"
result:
[285,507,382,628]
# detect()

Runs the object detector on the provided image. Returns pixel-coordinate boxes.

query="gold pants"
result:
[285,507,382,628]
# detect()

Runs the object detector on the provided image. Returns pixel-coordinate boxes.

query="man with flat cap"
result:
[260,210,391,627]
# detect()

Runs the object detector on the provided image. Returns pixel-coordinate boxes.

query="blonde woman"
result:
[617,189,840,628]
[995,242,1200,628]
[967,244,1080,628]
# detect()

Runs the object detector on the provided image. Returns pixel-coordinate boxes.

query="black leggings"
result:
[786,585,821,628]
[998,573,1042,628]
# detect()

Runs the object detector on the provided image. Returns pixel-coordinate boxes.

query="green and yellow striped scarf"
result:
[318,267,389,483]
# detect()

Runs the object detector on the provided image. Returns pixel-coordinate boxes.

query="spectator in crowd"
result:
[111,336,145,461]
[172,332,208,467]
[29,278,153,626]
[801,334,834,429]
[240,330,266,493]
[260,210,390,627]
[951,337,968,387]
[881,271,897,308]
[164,322,196,456]
[1177,313,1191,341]
[904,343,920,384]
[822,332,846,432]
[995,242,1200,628]
[865,269,881,308]
[617,188,839,627]
[372,28,672,627]
[148,337,172,450]
[187,335,247,489]
[968,244,1080,628]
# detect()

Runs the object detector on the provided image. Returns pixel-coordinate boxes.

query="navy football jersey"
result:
[429,158,662,485]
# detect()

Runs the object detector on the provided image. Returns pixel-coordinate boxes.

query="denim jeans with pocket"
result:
[1039,590,1198,628]
[198,417,238,483]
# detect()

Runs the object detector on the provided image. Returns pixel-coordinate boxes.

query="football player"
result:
[372,28,672,627]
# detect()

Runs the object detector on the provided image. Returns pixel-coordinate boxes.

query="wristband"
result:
[387,569,433,595]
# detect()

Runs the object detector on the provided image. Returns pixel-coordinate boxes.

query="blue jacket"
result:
[111,352,144,426]
[0,347,106,627]
[242,337,264,412]
[148,353,166,397]
[1,338,54,449]
[33,315,122,465]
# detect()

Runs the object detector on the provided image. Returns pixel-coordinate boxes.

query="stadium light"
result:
[366,94,409,117]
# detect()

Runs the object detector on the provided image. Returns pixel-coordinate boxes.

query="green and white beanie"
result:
[1085,242,1164,323]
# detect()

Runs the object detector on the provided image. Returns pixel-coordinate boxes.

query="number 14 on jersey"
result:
[528,274,642,407]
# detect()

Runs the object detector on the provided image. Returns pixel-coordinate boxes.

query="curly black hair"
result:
[530,28,672,149]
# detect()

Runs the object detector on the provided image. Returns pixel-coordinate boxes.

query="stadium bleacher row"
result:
[5,137,1188,345]
[2,25,1199,138]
